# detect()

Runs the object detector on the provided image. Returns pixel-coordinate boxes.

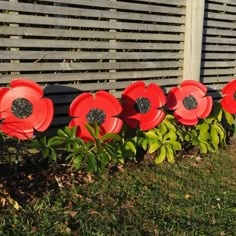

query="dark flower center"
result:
[134,97,151,114]
[183,95,198,110]
[234,92,236,100]
[11,98,33,119]
[86,108,106,126]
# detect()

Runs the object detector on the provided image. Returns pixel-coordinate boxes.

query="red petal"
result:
[174,106,198,123]
[1,116,33,139]
[122,81,146,100]
[221,95,236,114]
[95,91,122,116]
[10,78,43,98]
[121,99,140,128]
[140,109,165,130]
[221,79,236,96]
[181,80,207,95]
[0,88,11,118]
[175,114,198,126]
[10,79,43,101]
[69,93,94,117]
[69,117,95,141]
[121,114,140,129]
[195,96,213,118]
[167,87,180,110]
[101,117,123,134]
[146,83,166,108]
[30,98,54,131]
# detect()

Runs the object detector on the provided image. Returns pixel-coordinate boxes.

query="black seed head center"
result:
[134,97,151,114]
[183,95,198,110]
[233,91,236,100]
[86,108,106,126]
[11,98,33,119]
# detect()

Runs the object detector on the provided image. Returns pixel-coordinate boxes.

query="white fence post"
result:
[183,0,205,81]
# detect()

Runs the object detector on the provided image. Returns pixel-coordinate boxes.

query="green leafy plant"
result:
[142,115,182,164]
[31,123,121,173]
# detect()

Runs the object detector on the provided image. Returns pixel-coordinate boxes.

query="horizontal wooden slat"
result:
[0,26,184,42]
[206,20,236,29]
[0,51,184,60]
[204,28,236,37]
[204,53,236,59]
[202,75,235,83]
[207,12,236,21]
[209,0,236,6]
[0,13,184,32]
[38,0,186,15]
[202,68,236,75]
[130,0,185,6]
[0,61,182,72]
[203,45,236,51]
[207,2,236,13]
[0,1,184,24]
[44,78,180,96]
[0,70,183,84]
[0,38,183,50]
[204,37,236,45]
[203,61,236,67]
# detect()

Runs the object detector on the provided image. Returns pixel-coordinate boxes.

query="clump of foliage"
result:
[28,104,235,174]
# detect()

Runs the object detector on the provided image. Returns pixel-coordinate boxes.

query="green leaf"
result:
[163,130,177,142]
[125,141,137,154]
[216,107,223,121]
[85,123,96,139]
[48,137,64,146]
[148,142,161,154]
[65,152,76,161]
[100,152,110,166]
[100,133,121,142]
[199,142,208,154]
[210,126,219,148]
[145,130,159,139]
[50,148,57,161]
[64,126,73,137]
[57,128,68,138]
[70,126,77,138]
[42,148,49,158]
[103,143,117,159]
[155,145,166,164]
[141,139,148,151]
[213,124,225,142]
[159,123,167,135]
[166,145,175,164]
[223,109,235,126]
[164,120,176,131]
[196,122,209,133]
[73,154,83,169]
[169,140,181,151]
[87,153,98,173]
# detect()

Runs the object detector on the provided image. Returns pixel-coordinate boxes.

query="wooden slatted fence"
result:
[0,0,235,132]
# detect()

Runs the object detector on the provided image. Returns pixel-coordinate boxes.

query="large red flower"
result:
[120,81,166,130]
[220,79,236,114]
[0,79,54,139]
[167,80,212,125]
[69,91,123,141]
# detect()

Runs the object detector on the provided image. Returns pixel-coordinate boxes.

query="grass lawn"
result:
[0,143,235,236]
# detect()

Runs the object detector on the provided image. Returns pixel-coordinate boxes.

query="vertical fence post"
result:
[109,0,117,92]
[183,0,205,81]
[9,0,20,75]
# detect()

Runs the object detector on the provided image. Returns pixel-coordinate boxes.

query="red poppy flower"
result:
[220,79,236,114]
[0,79,54,140]
[167,80,212,125]
[120,81,166,130]
[69,91,123,141]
